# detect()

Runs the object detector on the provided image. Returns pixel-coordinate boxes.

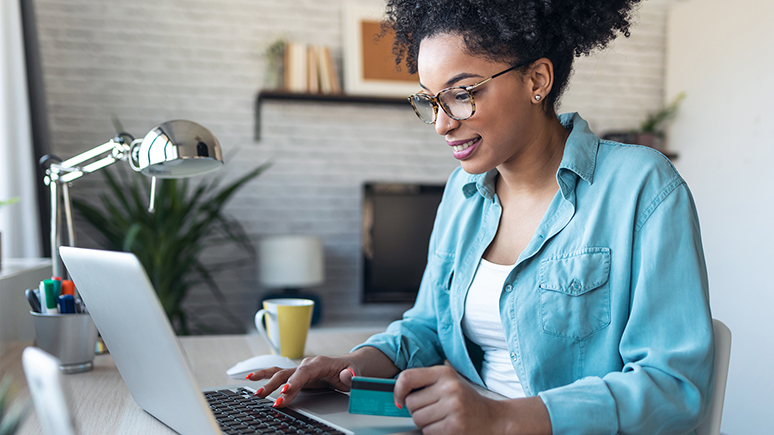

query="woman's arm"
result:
[540,183,714,434]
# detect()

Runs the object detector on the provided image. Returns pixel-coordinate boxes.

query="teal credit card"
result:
[349,376,411,418]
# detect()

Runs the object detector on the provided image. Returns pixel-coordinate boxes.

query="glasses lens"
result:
[439,88,473,120]
[409,94,436,123]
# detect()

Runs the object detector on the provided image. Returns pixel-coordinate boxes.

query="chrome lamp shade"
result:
[132,120,223,178]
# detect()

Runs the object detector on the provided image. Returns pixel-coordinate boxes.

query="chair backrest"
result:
[694,319,732,435]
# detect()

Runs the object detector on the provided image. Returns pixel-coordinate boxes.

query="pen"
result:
[25,288,41,313]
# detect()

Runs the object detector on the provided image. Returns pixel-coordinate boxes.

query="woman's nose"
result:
[434,109,459,136]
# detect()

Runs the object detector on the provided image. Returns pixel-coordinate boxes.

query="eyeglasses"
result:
[407,61,530,124]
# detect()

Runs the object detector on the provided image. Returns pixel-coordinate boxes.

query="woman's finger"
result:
[393,366,447,408]
[250,367,296,398]
[339,367,357,386]
[245,366,285,381]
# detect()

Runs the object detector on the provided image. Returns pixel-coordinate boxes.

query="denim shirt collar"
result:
[461,113,599,200]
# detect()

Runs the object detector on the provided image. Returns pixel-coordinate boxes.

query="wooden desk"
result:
[1,326,384,434]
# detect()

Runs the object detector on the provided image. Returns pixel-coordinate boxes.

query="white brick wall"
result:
[32,0,676,331]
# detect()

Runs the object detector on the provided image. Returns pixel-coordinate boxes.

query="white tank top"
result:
[461,258,526,398]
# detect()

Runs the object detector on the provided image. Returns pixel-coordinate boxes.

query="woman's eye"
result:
[454,92,471,102]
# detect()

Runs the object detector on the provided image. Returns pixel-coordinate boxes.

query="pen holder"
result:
[30,312,99,373]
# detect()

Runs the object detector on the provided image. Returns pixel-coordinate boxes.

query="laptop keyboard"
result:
[205,388,346,435]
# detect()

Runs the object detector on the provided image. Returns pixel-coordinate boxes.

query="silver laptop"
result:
[60,246,419,435]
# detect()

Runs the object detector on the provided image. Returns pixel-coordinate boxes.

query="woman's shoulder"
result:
[593,139,684,190]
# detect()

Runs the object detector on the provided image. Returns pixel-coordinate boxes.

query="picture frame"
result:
[343,3,419,97]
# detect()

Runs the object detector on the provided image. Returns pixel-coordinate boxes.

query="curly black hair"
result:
[384,0,642,112]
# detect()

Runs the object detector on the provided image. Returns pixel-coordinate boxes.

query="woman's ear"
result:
[526,58,554,104]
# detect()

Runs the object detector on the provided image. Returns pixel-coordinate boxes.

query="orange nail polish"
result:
[346,368,356,377]
[281,384,289,394]
[273,397,284,408]
[395,402,402,410]
[245,373,253,380]
[253,387,264,396]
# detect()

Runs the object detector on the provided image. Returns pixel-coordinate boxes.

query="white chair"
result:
[694,319,732,435]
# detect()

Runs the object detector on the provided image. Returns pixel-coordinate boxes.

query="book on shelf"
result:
[284,42,307,93]
[307,45,319,93]
[283,42,341,94]
[320,46,341,94]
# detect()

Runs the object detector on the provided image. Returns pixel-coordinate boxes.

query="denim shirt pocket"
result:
[538,247,611,340]
[429,250,455,330]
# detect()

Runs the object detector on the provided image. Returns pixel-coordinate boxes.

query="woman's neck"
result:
[496,115,569,198]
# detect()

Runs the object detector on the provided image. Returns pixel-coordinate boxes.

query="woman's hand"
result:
[245,346,400,408]
[394,366,552,435]
[245,355,358,407]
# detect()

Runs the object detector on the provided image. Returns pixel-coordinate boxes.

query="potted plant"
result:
[633,92,686,151]
[0,375,27,435]
[71,162,270,335]
[264,38,286,90]
[601,93,686,152]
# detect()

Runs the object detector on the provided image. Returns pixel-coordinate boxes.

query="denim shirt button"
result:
[505,284,513,292]
[510,352,516,360]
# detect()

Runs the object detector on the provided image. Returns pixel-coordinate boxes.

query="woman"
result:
[249,1,714,433]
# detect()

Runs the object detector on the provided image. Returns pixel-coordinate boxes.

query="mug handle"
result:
[254,309,281,355]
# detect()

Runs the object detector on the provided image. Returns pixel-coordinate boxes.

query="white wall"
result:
[30,0,675,329]
[665,0,774,433]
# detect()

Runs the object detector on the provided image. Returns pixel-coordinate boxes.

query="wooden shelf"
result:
[254,90,411,139]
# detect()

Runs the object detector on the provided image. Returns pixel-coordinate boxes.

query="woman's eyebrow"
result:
[444,72,483,87]
[419,72,485,91]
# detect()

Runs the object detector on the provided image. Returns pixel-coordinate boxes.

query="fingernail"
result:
[272,397,284,408]
[245,373,253,380]
[281,384,289,394]
[395,401,402,410]
[346,368,356,377]
[253,387,264,396]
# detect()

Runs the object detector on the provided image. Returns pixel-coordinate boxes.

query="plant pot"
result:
[634,132,664,151]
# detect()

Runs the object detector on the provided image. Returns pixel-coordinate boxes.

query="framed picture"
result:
[343,3,420,97]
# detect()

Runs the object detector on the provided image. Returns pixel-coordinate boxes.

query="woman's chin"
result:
[459,160,494,175]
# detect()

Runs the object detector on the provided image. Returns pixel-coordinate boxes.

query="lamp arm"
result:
[47,137,133,184]
[45,135,133,277]
[58,140,120,168]
[57,155,119,183]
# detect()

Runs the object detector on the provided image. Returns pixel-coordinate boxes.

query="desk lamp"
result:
[259,235,324,324]
[43,120,224,277]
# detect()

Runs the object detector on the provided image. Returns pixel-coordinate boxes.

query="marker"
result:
[58,294,76,314]
[61,280,76,296]
[52,278,62,298]
[41,279,59,314]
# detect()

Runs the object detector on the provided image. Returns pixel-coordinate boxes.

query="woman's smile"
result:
[447,136,481,160]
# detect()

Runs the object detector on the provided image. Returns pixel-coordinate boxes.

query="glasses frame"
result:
[407,60,531,124]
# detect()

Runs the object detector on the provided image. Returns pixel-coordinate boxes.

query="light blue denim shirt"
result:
[356,113,714,434]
